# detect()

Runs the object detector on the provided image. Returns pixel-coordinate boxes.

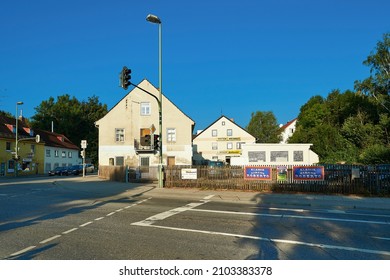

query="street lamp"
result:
[15,101,23,176]
[146,13,163,188]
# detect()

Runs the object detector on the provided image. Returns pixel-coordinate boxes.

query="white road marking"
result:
[39,235,61,244]
[372,236,390,241]
[80,221,93,227]
[62,228,78,234]
[136,223,390,257]
[189,208,390,225]
[9,246,36,257]
[203,195,215,200]
[6,198,150,259]
[132,202,208,226]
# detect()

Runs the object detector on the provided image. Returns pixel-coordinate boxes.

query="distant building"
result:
[0,115,44,176]
[35,129,80,173]
[230,143,319,166]
[193,116,256,165]
[279,118,297,144]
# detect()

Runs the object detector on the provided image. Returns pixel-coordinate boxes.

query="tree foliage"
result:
[31,94,108,164]
[246,111,281,143]
[290,33,390,164]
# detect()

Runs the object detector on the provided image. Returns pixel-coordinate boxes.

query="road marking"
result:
[6,198,150,259]
[372,236,390,241]
[80,221,93,227]
[189,208,390,225]
[135,223,390,257]
[39,235,61,244]
[132,201,208,226]
[9,246,36,257]
[203,195,215,200]
[62,228,78,234]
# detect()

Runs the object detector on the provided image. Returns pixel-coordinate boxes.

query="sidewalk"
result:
[142,186,390,211]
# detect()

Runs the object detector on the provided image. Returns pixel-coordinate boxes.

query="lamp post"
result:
[146,13,163,188]
[15,101,23,177]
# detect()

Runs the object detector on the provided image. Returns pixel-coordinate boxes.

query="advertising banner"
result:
[244,166,272,180]
[293,166,324,180]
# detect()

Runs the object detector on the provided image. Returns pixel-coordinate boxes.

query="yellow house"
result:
[0,115,45,176]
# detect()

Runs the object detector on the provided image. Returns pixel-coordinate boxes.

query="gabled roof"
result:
[96,79,195,129]
[193,115,255,140]
[280,118,297,130]
[0,115,35,139]
[34,129,79,150]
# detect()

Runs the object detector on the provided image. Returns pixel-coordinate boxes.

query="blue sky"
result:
[1,0,389,131]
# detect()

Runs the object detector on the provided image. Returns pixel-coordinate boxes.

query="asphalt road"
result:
[1,176,390,260]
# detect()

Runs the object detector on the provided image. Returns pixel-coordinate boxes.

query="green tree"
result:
[31,94,107,165]
[246,111,281,143]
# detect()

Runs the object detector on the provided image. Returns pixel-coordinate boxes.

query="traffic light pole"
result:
[127,82,163,188]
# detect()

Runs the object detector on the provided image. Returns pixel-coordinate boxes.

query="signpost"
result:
[81,140,87,177]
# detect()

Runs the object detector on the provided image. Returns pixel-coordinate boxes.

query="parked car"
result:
[85,164,95,173]
[48,166,69,176]
[68,165,83,175]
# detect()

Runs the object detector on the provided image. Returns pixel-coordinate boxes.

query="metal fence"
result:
[98,164,390,195]
[165,164,390,196]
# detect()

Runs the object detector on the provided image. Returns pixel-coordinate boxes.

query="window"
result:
[140,157,150,172]
[222,121,225,126]
[55,150,59,157]
[227,142,233,150]
[30,144,35,154]
[116,156,124,166]
[293,151,304,162]
[62,151,66,158]
[46,149,51,157]
[212,142,218,150]
[167,128,176,142]
[6,142,11,151]
[115,128,125,142]
[212,129,218,137]
[68,151,73,158]
[236,142,244,149]
[271,151,289,162]
[227,129,233,136]
[140,102,151,116]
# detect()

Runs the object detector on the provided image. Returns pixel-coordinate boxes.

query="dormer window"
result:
[57,136,65,142]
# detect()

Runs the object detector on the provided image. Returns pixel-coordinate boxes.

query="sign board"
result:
[277,166,288,181]
[293,166,324,180]
[181,168,197,180]
[244,166,272,180]
[81,140,87,149]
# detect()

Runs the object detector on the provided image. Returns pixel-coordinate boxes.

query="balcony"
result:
[134,139,155,154]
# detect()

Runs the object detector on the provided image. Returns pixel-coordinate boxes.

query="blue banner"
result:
[293,166,324,180]
[244,166,272,180]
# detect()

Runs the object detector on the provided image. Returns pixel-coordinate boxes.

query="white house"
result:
[193,116,256,165]
[231,143,319,166]
[95,79,195,170]
[279,118,297,144]
[36,129,81,173]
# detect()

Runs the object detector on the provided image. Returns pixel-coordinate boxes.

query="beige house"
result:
[95,79,195,170]
[193,116,256,165]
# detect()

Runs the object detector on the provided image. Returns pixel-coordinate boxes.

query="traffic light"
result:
[153,134,160,150]
[120,66,131,90]
[141,134,151,146]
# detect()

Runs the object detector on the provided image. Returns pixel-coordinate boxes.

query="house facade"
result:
[0,115,45,176]
[230,143,319,165]
[193,116,256,165]
[95,79,195,171]
[279,118,297,144]
[35,129,81,173]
